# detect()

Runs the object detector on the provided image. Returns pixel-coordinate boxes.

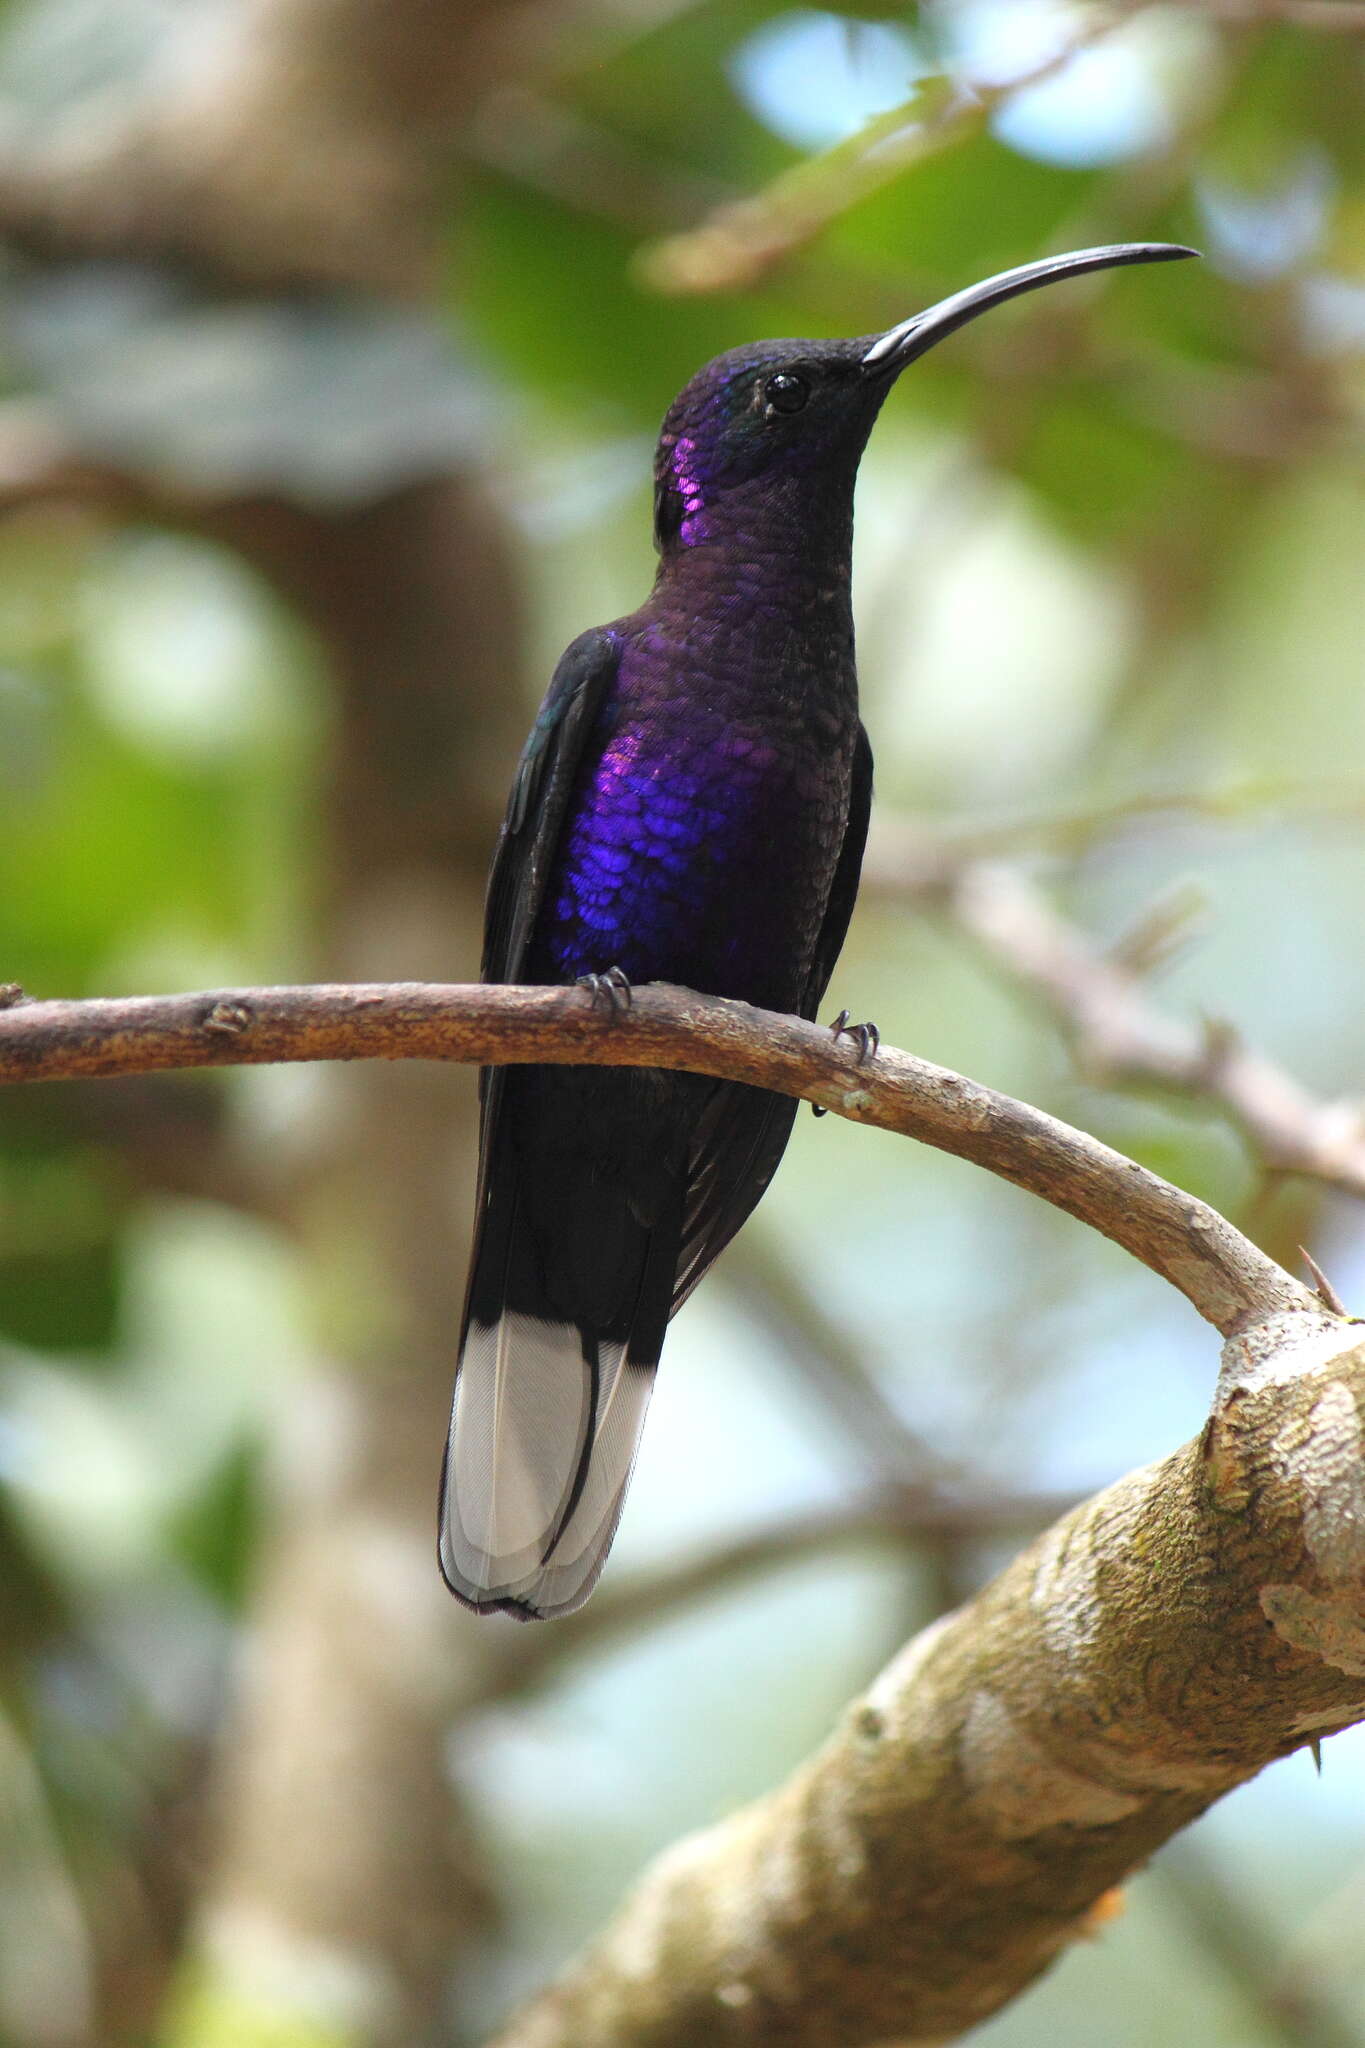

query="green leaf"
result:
[164,1437,259,1610]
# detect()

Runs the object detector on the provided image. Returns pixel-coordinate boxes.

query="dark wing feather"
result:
[482,626,622,987]
[466,626,621,1271]
[672,1088,798,1311]
[671,723,873,1311]
[800,720,873,1023]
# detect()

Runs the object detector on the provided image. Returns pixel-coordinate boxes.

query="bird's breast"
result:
[531,627,857,1011]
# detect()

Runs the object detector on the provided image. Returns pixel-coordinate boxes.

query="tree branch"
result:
[865,839,1365,1201]
[636,6,1143,294]
[491,1313,1365,2048]
[0,978,1315,1335]
[723,1230,963,1490]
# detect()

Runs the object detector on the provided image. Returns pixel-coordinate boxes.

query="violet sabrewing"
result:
[440,241,1197,1619]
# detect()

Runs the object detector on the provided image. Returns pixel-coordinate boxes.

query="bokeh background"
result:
[1,2,1364,2043]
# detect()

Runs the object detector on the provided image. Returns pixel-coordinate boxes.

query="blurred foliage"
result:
[0,3,1364,2046]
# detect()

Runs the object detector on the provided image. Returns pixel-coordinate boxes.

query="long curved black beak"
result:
[862,242,1199,374]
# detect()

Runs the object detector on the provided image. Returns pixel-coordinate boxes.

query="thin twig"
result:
[723,1231,958,1489]
[636,5,1144,293]
[1156,1838,1365,2048]
[863,850,1365,1205]
[469,1483,1076,1708]
[0,979,1313,1334]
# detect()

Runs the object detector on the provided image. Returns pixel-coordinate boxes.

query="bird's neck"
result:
[650,470,858,636]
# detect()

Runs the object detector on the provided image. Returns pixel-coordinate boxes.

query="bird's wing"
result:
[672,1086,799,1312]
[463,623,620,1343]
[468,619,620,1219]
[800,719,873,1021]
[481,625,622,988]
[671,722,873,1312]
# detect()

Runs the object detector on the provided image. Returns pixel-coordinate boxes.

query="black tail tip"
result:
[436,1546,547,1622]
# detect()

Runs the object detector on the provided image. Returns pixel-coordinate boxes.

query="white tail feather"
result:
[441,1311,655,1618]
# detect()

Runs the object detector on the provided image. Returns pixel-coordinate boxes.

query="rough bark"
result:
[489,1311,1365,2048]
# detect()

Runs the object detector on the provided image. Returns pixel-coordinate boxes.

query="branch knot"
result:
[202,999,254,1037]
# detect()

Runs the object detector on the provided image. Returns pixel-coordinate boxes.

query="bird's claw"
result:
[813,1008,879,1115]
[578,964,633,1015]
[829,1007,880,1064]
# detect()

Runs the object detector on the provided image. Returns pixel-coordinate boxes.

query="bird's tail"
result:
[439,1154,679,1621]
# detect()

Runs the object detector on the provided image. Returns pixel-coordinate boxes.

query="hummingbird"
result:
[440,241,1196,1619]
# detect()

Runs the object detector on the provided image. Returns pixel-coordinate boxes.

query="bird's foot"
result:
[829,1007,880,1063]
[813,1008,880,1115]
[577,964,633,1015]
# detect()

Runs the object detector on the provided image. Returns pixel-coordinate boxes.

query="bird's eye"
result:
[762,371,810,416]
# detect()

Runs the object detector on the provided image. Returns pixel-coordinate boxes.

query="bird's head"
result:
[653,242,1197,555]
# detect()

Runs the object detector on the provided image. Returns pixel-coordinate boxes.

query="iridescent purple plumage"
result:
[534,604,858,1011]
[668,434,707,546]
